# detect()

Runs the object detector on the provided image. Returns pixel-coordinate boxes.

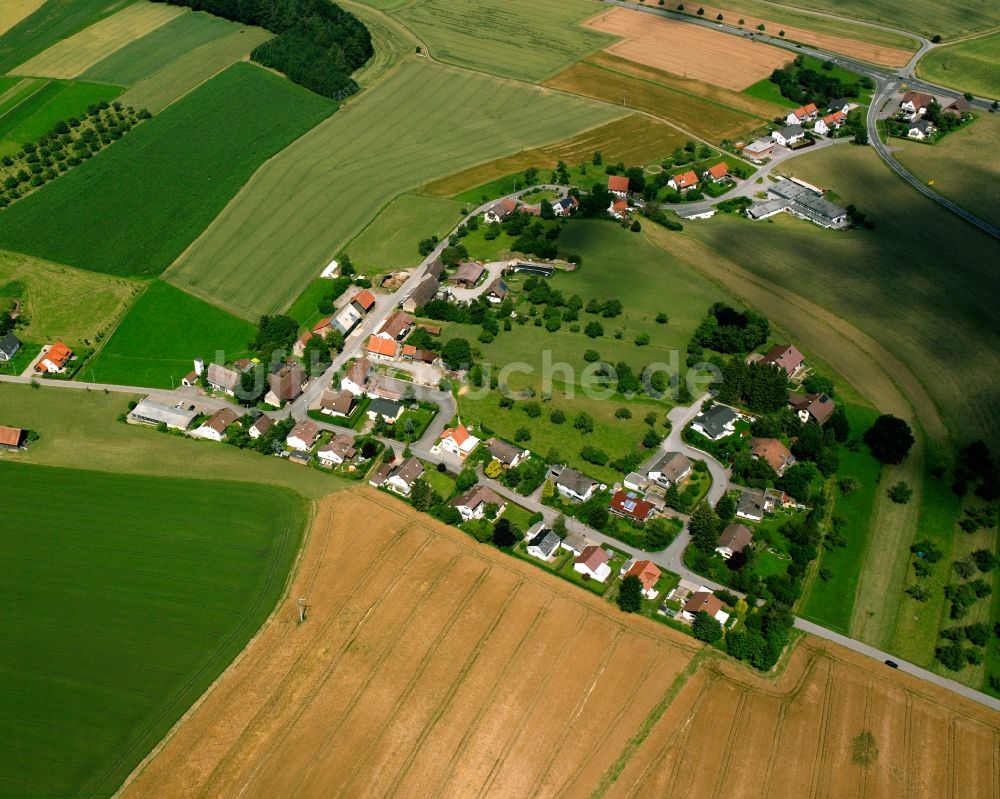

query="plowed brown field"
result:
[118,490,998,798]
[583,6,787,89]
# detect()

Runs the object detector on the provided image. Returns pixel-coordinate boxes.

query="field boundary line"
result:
[189,524,426,799]
[663,672,718,796]
[285,553,486,797]
[0,77,50,126]
[858,679,874,799]
[383,580,535,799]
[712,687,751,797]
[948,714,957,799]
[807,660,836,799]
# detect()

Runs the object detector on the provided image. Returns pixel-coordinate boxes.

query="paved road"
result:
[795,619,1000,711]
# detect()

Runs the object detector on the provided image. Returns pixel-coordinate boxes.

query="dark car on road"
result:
[885,660,899,669]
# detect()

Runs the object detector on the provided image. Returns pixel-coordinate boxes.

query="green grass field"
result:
[918,32,1000,101]
[80,8,240,86]
[346,193,466,275]
[0,382,347,497]
[85,280,254,388]
[387,0,614,81]
[0,460,305,797]
[742,76,798,108]
[683,146,1000,448]
[0,248,139,347]
[0,0,134,74]
[0,62,334,278]
[164,58,621,319]
[769,0,999,39]
[0,77,122,154]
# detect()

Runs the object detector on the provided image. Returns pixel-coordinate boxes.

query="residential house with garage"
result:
[488,438,530,469]
[525,522,562,561]
[317,434,356,467]
[681,591,730,624]
[192,407,239,442]
[36,341,73,374]
[483,197,518,224]
[554,466,598,502]
[609,490,656,523]
[691,404,739,440]
[647,451,691,488]
[771,125,805,147]
[668,170,699,191]
[438,423,480,459]
[0,333,21,362]
[449,484,506,521]
[286,419,319,451]
[716,523,753,559]
[574,545,612,583]
[621,559,662,599]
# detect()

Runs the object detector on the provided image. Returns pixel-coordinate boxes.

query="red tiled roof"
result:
[673,170,699,189]
[366,336,399,357]
[706,162,729,179]
[624,559,661,591]
[352,289,376,311]
[822,111,847,126]
[0,426,24,447]
[41,341,72,370]
[441,424,471,446]
[609,490,655,522]
[607,174,629,192]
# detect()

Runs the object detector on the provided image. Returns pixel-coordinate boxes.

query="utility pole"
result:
[296,598,307,624]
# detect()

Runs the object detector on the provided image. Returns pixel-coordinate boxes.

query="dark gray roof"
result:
[407,275,440,308]
[695,405,738,438]
[488,438,524,465]
[369,397,403,417]
[768,178,846,224]
[0,333,21,359]
[555,467,597,496]
[777,124,804,138]
[528,529,561,557]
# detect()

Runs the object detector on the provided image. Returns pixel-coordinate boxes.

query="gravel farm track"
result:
[117,489,1000,799]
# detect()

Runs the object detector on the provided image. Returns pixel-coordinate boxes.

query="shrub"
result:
[887,481,913,504]
[692,611,723,643]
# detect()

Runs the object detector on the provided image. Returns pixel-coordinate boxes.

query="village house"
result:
[691,404,739,440]
[702,162,730,184]
[381,456,424,496]
[647,451,691,488]
[367,397,404,423]
[785,103,818,125]
[438,423,480,458]
[366,335,399,360]
[771,125,805,147]
[320,389,356,418]
[402,275,440,313]
[206,363,241,396]
[609,490,656,523]
[483,197,518,224]
[0,333,21,362]
[574,545,612,582]
[317,434,356,467]
[36,341,73,374]
[265,362,305,407]
[0,426,27,450]
[607,174,629,198]
[293,330,313,358]
[682,591,730,624]
[375,310,414,342]
[736,488,766,522]
[449,484,506,521]
[827,98,851,115]
[907,119,934,140]
[716,523,754,560]
[525,522,561,561]
[814,111,846,136]
[312,315,337,340]
[286,419,320,451]
[248,415,272,439]
[749,437,795,475]
[607,198,629,219]
[488,438,529,469]
[760,343,804,376]
[624,472,648,492]
[484,278,508,304]
[128,399,198,431]
[192,407,239,442]
[742,138,774,161]
[552,196,578,217]
[559,530,594,557]
[351,289,376,314]
[341,357,371,395]
[448,262,485,288]
[554,466,599,502]
[899,90,935,121]
[401,345,438,364]
[621,559,662,599]
[668,170,699,191]
[788,391,836,425]
[943,96,971,118]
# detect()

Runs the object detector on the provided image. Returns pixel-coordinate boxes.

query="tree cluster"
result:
[251,314,299,360]
[767,56,868,107]
[689,303,770,357]
[153,0,373,99]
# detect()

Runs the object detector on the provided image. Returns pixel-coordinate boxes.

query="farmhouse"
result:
[265,362,305,406]
[736,488,766,521]
[375,310,413,341]
[607,174,629,197]
[341,357,371,395]
[449,262,485,287]
[403,275,440,313]
[609,490,655,522]
[248,415,272,439]
[668,170,699,191]
[488,438,529,469]
[483,197,518,224]
[622,559,662,599]
[647,451,691,488]
[943,96,971,118]
[682,591,729,624]
[716,523,753,559]
[574,545,612,582]
[608,198,629,219]
[554,466,598,502]
[449,484,505,521]
[742,138,774,161]
[401,345,438,364]
[207,363,241,395]
[332,303,363,335]
[691,404,739,440]
[814,111,846,136]
[485,278,508,303]
[366,336,399,360]
[0,426,26,450]
[771,125,805,147]
[907,119,934,140]
[900,90,935,120]
[128,399,197,431]
[317,434,356,467]
[760,343,804,376]
[36,341,72,374]
[749,437,795,475]
[0,333,21,362]
[193,408,239,442]
[785,103,818,125]
[525,523,561,560]
[761,178,848,229]
[384,456,424,496]
[552,196,578,216]
[320,389,356,417]
[367,397,404,423]
[286,419,319,451]
[703,162,730,183]
[788,391,836,425]
[438,423,480,458]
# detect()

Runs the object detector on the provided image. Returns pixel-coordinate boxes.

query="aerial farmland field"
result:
[0,62,334,277]
[917,32,1000,99]
[85,280,254,388]
[0,0,46,38]
[0,460,306,798]
[164,57,622,318]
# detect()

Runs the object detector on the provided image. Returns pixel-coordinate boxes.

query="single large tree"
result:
[689,501,720,553]
[617,575,644,613]
[864,414,915,464]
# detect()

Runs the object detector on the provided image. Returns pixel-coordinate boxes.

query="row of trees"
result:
[153,0,372,99]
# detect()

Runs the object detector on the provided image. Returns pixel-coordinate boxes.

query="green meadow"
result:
[918,32,1000,100]
[0,460,306,797]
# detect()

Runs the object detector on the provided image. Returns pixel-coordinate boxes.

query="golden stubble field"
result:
[118,490,999,798]
[583,6,788,90]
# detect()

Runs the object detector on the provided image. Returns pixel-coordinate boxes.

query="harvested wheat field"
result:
[606,637,1000,798]
[0,0,45,37]
[583,6,787,90]
[118,489,701,799]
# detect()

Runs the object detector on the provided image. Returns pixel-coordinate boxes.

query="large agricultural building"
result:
[128,399,199,431]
